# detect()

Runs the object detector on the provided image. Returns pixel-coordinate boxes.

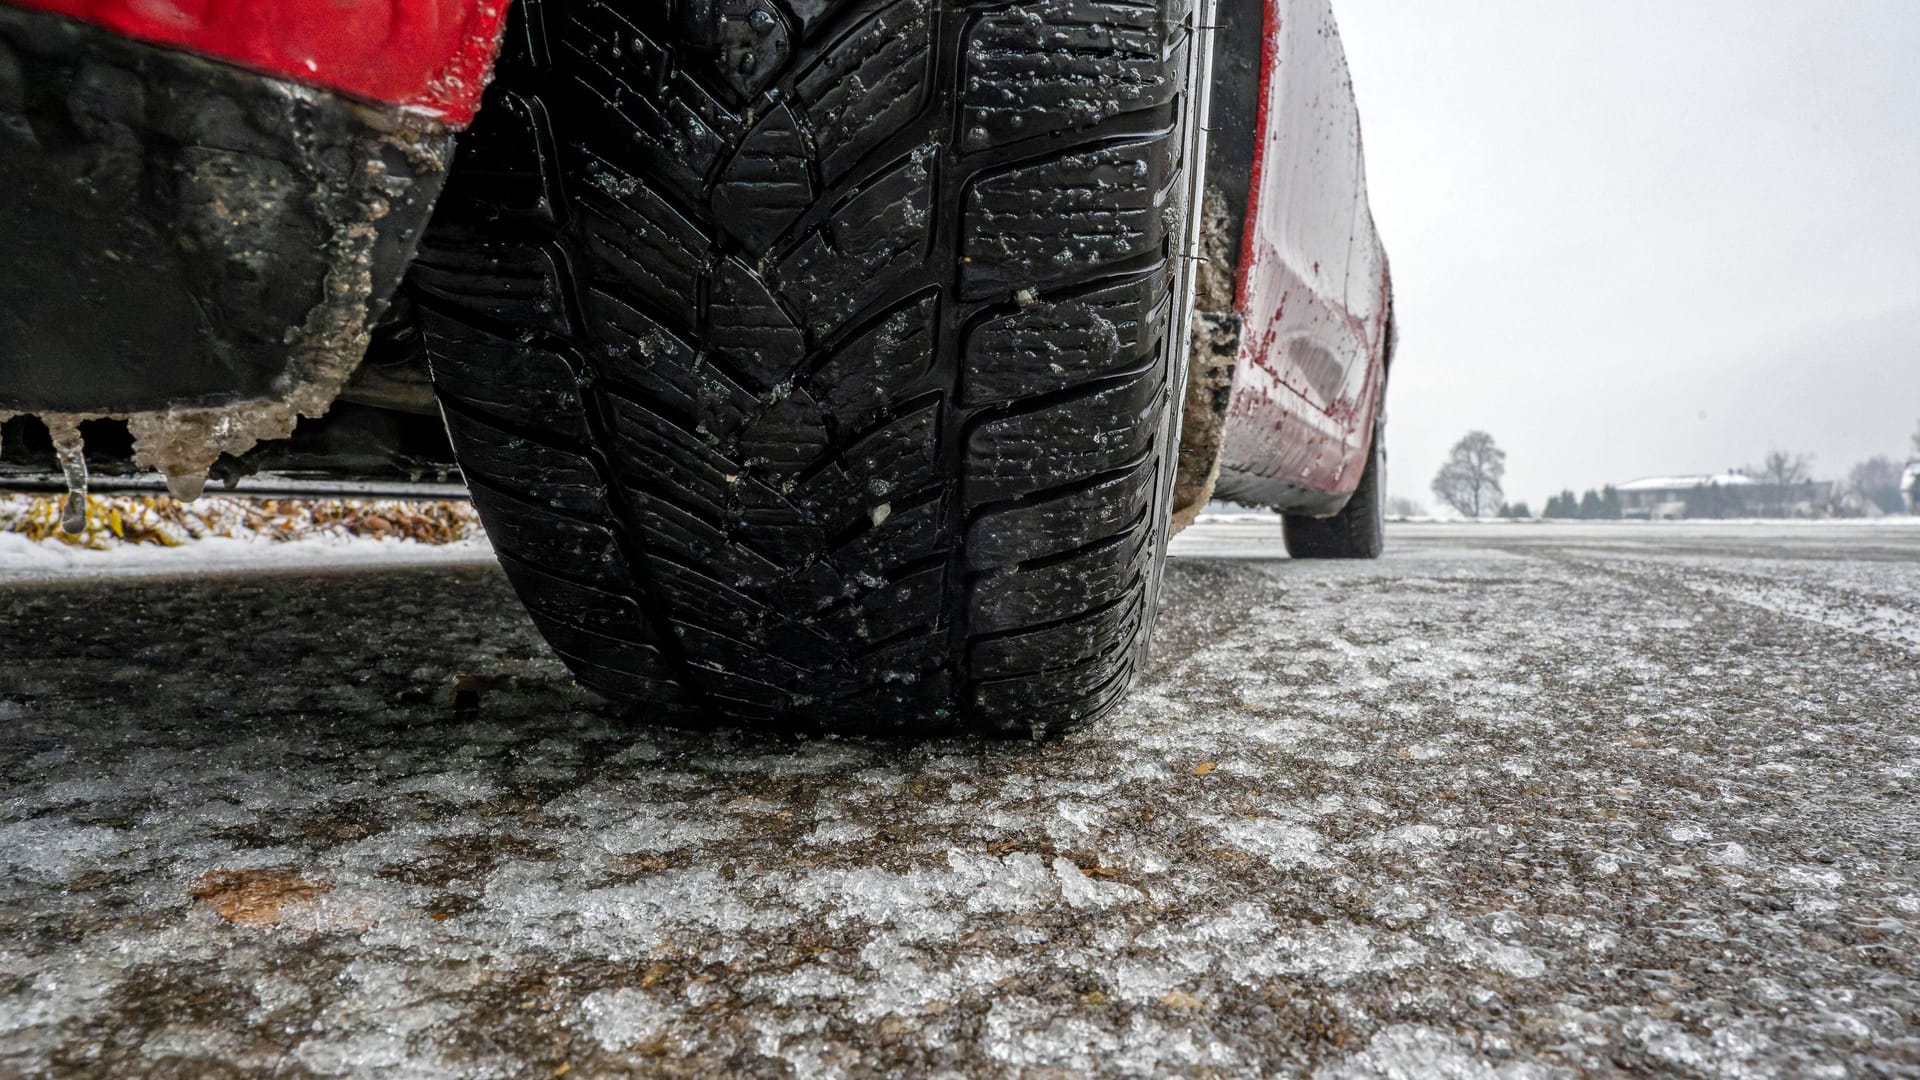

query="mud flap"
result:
[0,6,451,496]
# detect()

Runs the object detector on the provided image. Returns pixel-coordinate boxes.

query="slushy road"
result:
[2,521,1916,1076]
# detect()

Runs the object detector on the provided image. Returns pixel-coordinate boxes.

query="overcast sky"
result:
[1333,1,1920,509]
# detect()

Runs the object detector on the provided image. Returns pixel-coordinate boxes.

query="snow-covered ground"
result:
[0,494,494,583]
[0,531,497,583]
[2,519,1915,1076]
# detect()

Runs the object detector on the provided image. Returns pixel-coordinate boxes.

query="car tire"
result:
[410,0,1208,734]
[1282,416,1385,560]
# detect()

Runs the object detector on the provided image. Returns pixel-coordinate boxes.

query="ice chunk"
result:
[166,470,209,502]
[44,415,88,535]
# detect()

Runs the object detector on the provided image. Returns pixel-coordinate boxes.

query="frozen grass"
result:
[0,494,491,582]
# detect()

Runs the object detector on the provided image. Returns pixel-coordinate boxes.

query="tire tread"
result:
[416,0,1199,733]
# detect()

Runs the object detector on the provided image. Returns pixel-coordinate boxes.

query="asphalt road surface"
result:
[2,521,1917,1077]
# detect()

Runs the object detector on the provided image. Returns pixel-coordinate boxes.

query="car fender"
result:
[1172,0,1392,524]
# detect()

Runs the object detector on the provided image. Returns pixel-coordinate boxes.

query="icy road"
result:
[2,521,1916,1077]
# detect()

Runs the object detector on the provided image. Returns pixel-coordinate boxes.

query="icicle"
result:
[165,470,208,502]
[44,415,89,536]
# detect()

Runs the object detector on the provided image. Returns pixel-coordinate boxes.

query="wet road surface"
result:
[2,521,1917,1077]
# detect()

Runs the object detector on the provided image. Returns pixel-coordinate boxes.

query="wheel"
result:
[1282,417,1385,559]
[410,0,1208,734]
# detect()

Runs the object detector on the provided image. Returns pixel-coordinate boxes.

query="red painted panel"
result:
[1216,0,1391,507]
[6,0,510,124]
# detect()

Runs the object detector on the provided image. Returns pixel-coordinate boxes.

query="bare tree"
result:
[1751,450,1813,516]
[1385,495,1428,518]
[1431,431,1506,518]
[1849,455,1904,514]
[1756,450,1811,486]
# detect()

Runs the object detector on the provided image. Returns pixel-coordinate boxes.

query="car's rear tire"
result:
[412,0,1206,734]
[1282,417,1385,560]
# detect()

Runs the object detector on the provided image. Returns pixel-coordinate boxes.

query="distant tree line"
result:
[1413,420,1919,522]
[1541,486,1621,519]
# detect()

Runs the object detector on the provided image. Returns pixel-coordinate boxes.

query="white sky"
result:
[1334,1,1920,509]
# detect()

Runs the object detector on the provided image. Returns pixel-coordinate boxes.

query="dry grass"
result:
[0,493,483,549]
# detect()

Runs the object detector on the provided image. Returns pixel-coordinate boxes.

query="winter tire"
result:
[412,0,1210,734]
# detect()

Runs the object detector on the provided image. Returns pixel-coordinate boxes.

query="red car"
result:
[0,0,1392,733]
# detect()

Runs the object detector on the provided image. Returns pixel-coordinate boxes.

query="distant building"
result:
[1616,473,1833,519]
[1617,474,1755,519]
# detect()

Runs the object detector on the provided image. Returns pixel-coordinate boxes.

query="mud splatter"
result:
[191,869,331,928]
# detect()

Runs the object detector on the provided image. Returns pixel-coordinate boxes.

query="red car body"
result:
[1218,0,1391,510]
[9,0,508,123]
